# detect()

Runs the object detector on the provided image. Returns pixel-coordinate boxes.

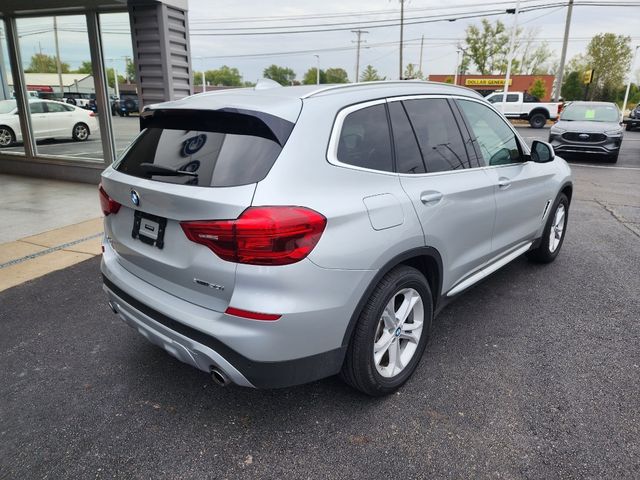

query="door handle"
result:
[420,192,443,204]
[498,177,511,189]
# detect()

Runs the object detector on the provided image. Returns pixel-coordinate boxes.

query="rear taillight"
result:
[89,112,96,117]
[180,206,326,266]
[98,184,121,216]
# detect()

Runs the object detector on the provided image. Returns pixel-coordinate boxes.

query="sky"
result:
[2,1,640,84]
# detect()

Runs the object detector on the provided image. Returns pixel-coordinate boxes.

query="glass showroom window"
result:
[16,15,104,161]
[99,12,138,160]
[0,20,25,155]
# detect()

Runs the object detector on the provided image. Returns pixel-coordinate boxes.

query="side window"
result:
[523,92,539,103]
[387,101,425,174]
[403,98,470,172]
[337,103,393,172]
[487,94,503,104]
[457,99,522,166]
[45,102,67,113]
[29,102,45,114]
[506,94,519,102]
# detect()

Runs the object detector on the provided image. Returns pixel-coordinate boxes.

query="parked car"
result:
[0,99,98,147]
[112,93,139,116]
[62,92,93,109]
[625,103,640,131]
[100,81,573,396]
[549,101,623,163]
[485,91,561,128]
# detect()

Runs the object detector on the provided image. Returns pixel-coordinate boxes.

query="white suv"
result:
[100,81,573,395]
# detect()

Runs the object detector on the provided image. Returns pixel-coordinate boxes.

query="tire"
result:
[626,123,632,131]
[340,265,433,396]
[529,112,547,129]
[118,110,125,117]
[66,98,77,106]
[72,122,90,142]
[0,125,16,147]
[526,193,569,264]
[123,98,136,111]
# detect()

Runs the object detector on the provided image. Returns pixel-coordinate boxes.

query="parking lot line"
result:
[570,163,640,171]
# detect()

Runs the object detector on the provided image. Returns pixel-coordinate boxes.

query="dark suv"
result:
[112,93,139,116]
[626,103,640,131]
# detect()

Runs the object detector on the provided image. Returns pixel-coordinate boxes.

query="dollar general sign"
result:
[465,79,513,87]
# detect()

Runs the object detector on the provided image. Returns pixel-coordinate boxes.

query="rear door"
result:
[456,98,556,256]
[101,107,296,312]
[391,97,496,293]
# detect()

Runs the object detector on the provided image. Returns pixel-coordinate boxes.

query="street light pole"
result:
[622,45,639,118]
[352,30,368,83]
[314,54,320,84]
[53,17,64,98]
[399,0,405,79]
[502,0,521,114]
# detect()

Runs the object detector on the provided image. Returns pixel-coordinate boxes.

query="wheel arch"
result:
[560,181,573,204]
[341,246,443,347]
[529,107,550,119]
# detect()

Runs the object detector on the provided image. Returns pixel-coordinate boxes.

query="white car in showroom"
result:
[0,99,98,147]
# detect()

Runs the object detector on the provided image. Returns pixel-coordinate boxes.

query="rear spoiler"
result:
[139,107,295,147]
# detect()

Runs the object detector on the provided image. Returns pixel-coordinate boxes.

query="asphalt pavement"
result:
[1,127,640,479]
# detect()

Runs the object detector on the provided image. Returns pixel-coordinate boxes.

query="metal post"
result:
[622,46,639,118]
[399,0,405,79]
[202,70,206,92]
[454,50,462,86]
[86,11,116,165]
[419,35,424,76]
[554,0,574,101]
[4,17,36,158]
[113,65,120,98]
[352,30,368,83]
[53,17,65,99]
[314,55,320,84]
[502,0,521,114]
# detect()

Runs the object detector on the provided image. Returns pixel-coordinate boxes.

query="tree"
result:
[302,67,327,84]
[529,77,546,99]
[443,76,454,84]
[106,68,125,89]
[75,61,92,74]
[325,68,349,83]
[25,53,70,73]
[263,65,296,86]
[585,33,632,101]
[360,65,384,82]
[403,63,423,80]
[203,66,243,86]
[560,71,584,101]
[461,19,510,74]
[125,59,136,82]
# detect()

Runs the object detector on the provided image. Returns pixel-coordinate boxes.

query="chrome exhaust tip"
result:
[211,367,231,387]
[108,301,118,314]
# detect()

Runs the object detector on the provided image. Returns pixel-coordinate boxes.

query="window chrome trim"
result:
[326,94,531,177]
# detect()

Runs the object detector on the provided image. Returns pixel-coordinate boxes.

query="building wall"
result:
[428,74,555,101]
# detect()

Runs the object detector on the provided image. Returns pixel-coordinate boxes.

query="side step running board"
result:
[446,242,533,297]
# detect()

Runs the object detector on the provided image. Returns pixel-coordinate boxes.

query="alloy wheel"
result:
[549,203,566,253]
[373,288,424,378]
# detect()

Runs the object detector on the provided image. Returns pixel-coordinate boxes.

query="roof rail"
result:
[300,80,445,99]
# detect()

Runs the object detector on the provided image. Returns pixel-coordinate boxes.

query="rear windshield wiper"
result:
[138,163,198,177]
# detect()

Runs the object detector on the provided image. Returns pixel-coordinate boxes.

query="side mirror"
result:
[531,140,555,163]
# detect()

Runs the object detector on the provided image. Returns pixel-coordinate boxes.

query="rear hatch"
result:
[101,105,297,312]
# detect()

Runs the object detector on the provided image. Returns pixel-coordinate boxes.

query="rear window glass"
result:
[115,109,292,187]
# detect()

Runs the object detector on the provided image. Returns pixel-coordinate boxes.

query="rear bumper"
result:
[103,276,346,388]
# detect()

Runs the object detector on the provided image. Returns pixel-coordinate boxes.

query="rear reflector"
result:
[225,306,281,321]
[180,206,326,266]
[98,184,121,216]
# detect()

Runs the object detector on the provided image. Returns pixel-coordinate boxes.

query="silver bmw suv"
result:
[100,81,573,396]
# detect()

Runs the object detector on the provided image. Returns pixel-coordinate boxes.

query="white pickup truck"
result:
[485,91,562,129]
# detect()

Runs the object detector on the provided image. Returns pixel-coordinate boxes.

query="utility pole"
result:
[418,35,425,76]
[314,54,320,84]
[622,45,639,117]
[554,0,574,101]
[502,0,521,115]
[399,0,405,79]
[113,65,120,99]
[53,17,64,98]
[352,30,368,83]
[454,49,462,86]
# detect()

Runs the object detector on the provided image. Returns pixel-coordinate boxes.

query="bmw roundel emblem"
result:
[130,189,140,206]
